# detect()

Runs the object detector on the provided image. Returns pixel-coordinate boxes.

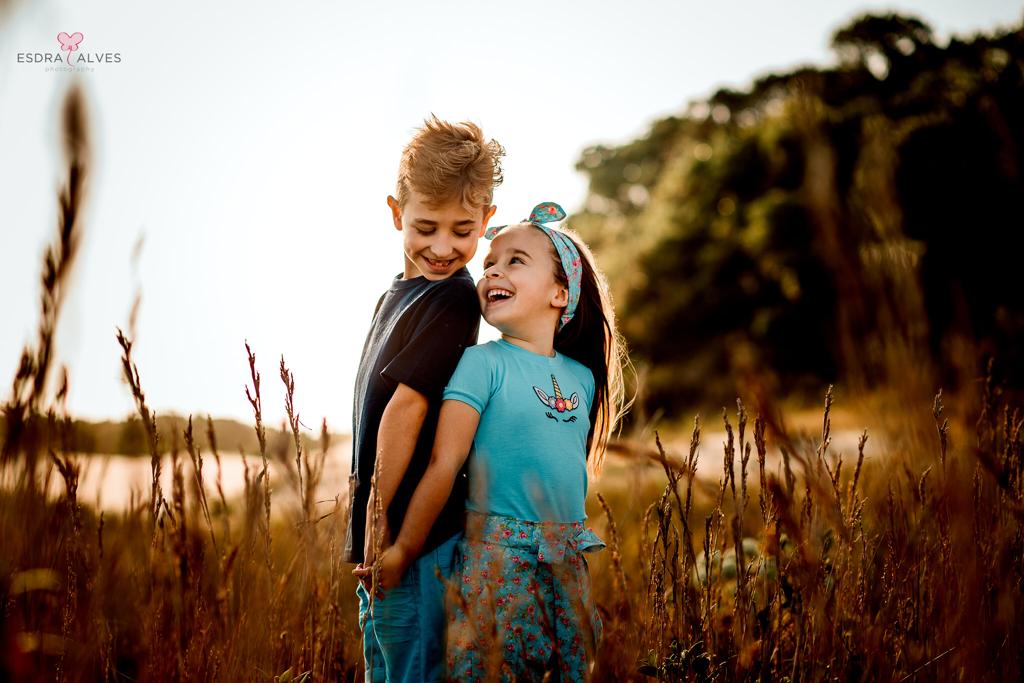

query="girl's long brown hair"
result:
[546,225,632,472]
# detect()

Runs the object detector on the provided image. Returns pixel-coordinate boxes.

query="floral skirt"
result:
[446,512,605,682]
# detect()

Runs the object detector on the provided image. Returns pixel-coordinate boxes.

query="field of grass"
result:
[3,85,1022,682]
[5,343,1023,681]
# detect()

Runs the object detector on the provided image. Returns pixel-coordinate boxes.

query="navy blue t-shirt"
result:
[343,267,480,564]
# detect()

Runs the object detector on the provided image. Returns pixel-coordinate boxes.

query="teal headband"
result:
[484,202,582,330]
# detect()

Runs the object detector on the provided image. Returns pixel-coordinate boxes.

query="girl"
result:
[372,202,628,681]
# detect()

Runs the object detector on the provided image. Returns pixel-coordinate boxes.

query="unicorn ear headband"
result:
[483,201,582,330]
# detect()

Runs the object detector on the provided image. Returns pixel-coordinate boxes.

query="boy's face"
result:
[388,191,497,281]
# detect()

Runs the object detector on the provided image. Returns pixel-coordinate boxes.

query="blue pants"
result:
[357,532,460,683]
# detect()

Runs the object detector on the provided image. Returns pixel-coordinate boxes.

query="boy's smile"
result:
[425,257,455,270]
[388,191,496,281]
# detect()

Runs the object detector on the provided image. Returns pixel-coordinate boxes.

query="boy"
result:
[345,115,503,682]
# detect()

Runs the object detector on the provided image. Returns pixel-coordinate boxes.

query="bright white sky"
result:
[1,0,1020,434]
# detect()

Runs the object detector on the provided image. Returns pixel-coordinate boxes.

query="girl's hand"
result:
[351,543,411,595]
[376,543,412,591]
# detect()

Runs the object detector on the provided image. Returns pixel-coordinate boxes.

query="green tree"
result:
[575,12,1024,417]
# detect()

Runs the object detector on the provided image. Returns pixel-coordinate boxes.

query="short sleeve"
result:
[380,282,480,398]
[442,346,494,414]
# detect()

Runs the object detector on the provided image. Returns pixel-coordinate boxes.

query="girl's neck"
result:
[499,332,555,358]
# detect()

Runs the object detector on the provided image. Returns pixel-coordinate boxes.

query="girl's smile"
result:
[484,286,514,305]
[482,284,515,313]
[477,225,567,335]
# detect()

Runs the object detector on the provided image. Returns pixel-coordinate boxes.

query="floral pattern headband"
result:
[484,202,582,330]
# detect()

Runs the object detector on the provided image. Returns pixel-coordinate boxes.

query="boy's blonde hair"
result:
[396,115,505,213]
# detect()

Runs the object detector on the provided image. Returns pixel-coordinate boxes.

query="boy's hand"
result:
[363,515,391,568]
[351,562,385,600]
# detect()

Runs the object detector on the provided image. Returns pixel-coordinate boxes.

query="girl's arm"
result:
[354,398,480,589]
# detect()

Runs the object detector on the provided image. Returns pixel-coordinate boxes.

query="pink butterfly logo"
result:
[57,32,84,52]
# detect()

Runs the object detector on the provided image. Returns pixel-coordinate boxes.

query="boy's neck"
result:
[402,260,463,280]
[401,262,417,280]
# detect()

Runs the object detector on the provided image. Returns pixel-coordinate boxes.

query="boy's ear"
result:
[387,195,403,231]
[478,205,497,236]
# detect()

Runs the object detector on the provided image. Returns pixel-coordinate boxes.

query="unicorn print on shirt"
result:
[533,373,580,423]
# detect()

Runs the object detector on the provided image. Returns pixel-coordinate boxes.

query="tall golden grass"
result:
[588,377,1022,681]
[2,85,1021,682]
[1,85,361,682]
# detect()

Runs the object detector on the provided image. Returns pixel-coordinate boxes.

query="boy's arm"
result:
[361,283,479,564]
[363,382,428,565]
[356,399,479,589]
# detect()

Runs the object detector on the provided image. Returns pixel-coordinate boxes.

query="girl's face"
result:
[477,225,568,335]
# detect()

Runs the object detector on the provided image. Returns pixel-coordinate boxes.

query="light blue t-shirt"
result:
[442,338,595,523]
